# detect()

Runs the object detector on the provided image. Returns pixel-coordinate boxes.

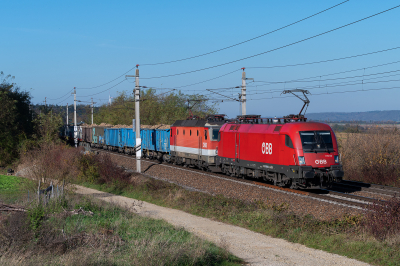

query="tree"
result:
[94,89,219,125]
[0,72,33,165]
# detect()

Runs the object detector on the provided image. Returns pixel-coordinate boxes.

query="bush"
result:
[19,143,82,184]
[77,153,131,186]
[363,195,400,241]
[27,204,46,231]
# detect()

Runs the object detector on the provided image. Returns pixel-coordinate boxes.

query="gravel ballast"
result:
[105,152,362,220]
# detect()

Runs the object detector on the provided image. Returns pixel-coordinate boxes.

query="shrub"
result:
[19,143,82,184]
[77,153,131,186]
[97,153,131,185]
[27,204,46,231]
[363,195,400,241]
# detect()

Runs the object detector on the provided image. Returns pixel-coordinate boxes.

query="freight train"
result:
[62,113,343,189]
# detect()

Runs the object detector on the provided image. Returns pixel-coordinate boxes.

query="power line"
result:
[247,77,400,96]
[246,70,400,95]
[250,69,400,86]
[135,69,241,92]
[47,89,74,100]
[246,47,400,69]
[250,86,400,101]
[70,0,348,91]
[248,60,400,84]
[206,89,240,102]
[140,5,400,79]
[76,68,134,90]
[140,0,350,66]
[80,79,127,97]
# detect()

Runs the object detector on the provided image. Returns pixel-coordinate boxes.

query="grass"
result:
[78,177,400,266]
[0,174,36,204]
[0,188,241,266]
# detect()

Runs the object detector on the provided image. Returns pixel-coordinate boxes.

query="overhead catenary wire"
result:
[246,77,400,96]
[140,0,350,66]
[70,1,349,91]
[80,79,127,97]
[141,69,241,91]
[248,86,400,101]
[249,69,400,86]
[206,89,240,102]
[140,5,400,79]
[245,70,400,95]
[248,60,400,84]
[47,88,74,101]
[246,47,400,70]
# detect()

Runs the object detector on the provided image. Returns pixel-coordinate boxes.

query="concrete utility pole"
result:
[91,98,97,125]
[72,88,77,147]
[241,68,253,116]
[126,65,141,173]
[43,97,47,113]
[66,103,69,139]
[241,69,246,115]
[66,103,69,125]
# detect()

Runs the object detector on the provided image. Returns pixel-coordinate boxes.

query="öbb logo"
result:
[315,159,327,165]
[262,142,272,155]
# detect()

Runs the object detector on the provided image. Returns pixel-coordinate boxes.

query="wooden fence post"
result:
[37,180,41,203]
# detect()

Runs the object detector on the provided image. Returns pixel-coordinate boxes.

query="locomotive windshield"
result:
[299,131,334,152]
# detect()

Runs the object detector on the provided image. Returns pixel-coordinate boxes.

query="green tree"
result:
[94,89,219,125]
[0,72,33,166]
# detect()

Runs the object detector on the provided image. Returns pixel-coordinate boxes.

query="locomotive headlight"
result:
[298,156,306,165]
[334,155,339,163]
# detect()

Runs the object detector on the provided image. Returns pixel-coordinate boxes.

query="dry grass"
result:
[0,193,240,266]
[337,127,400,186]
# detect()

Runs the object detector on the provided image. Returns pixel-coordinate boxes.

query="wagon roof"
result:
[171,120,226,127]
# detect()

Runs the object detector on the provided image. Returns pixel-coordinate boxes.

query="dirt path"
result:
[74,185,370,266]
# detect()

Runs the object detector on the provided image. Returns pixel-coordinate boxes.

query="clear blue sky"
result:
[1,0,400,118]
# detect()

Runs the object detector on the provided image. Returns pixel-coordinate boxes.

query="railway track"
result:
[331,180,400,197]
[87,145,385,210]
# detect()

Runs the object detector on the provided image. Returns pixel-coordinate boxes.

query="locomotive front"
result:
[284,122,344,188]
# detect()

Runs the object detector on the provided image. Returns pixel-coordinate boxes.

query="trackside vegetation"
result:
[70,152,400,266]
[0,175,241,265]
[94,89,219,125]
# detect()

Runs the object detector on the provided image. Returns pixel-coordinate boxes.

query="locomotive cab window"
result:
[211,129,219,141]
[190,130,192,136]
[183,130,185,135]
[204,130,208,140]
[285,135,294,148]
[177,129,179,135]
[299,131,333,152]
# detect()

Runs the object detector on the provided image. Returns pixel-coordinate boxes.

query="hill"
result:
[306,110,400,122]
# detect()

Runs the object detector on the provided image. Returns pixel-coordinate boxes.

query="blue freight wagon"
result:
[119,128,144,154]
[99,126,170,161]
[141,129,156,152]
[105,128,120,151]
[155,129,170,153]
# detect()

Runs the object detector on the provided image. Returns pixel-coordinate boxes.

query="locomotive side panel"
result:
[217,121,343,188]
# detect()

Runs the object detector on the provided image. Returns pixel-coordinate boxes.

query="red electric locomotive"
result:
[216,114,343,189]
[170,115,226,170]
[170,90,343,189]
